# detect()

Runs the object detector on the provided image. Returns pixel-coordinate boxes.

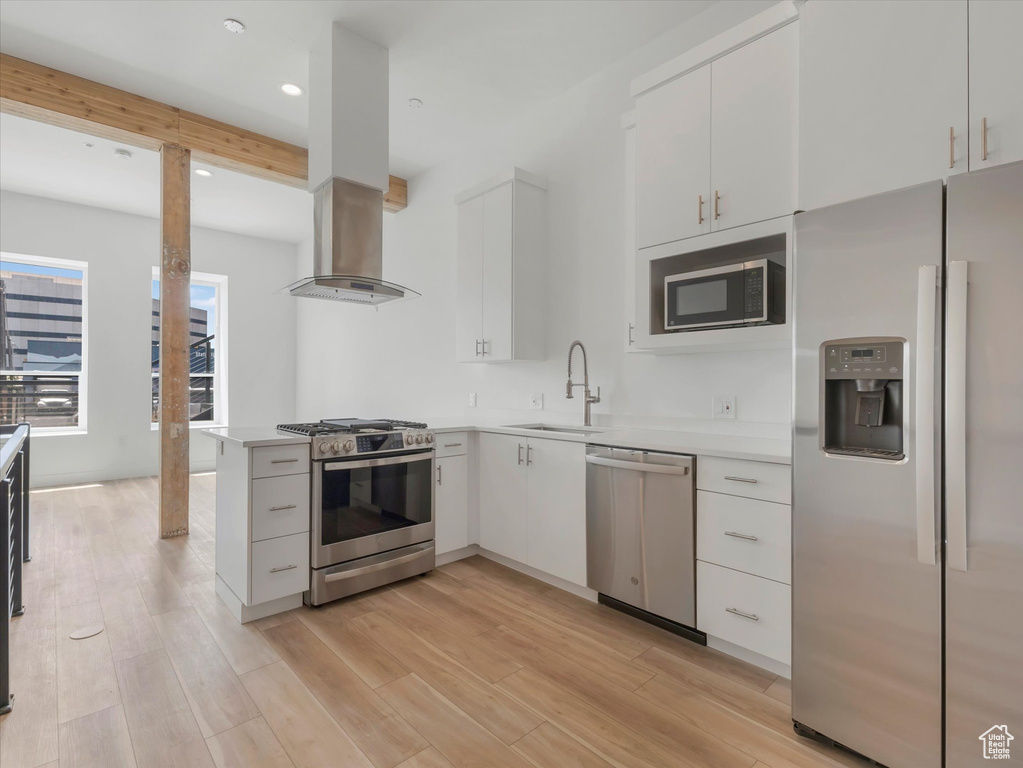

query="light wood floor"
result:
[1,475,869,768]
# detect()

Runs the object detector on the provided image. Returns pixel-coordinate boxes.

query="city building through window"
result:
[151,271,226,426]
[0,254,87,431]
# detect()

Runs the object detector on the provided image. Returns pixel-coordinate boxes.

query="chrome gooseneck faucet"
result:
[566,340,601,427]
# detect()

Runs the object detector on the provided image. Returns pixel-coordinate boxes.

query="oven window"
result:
[321,456,433,546]
[675,279,727,315]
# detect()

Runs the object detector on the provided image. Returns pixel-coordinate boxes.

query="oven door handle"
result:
[324,451,433,471]
[324,546,433,582]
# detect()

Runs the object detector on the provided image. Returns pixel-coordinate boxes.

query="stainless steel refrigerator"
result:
[792,160,1023,768]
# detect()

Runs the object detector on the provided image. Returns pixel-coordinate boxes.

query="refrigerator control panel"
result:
[824,340,904,380]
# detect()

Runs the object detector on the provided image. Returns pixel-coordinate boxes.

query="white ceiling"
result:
[0,0,715,179]
[0,113,312,243]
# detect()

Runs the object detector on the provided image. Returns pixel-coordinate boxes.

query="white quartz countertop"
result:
[428,420,790,464]
[201,427,311,448]
[202,421,790,463]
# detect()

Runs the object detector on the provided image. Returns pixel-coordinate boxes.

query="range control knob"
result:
[405,434,415,445]
[343,440,355,452]
[425,433,434,443]
[415,434,425,444]
[318,441,330,454]
[331,441,342,453]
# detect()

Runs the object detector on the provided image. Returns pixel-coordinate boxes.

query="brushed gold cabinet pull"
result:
[714,190,721,220]
[949,127,955,169]
[698,194,704,225]
[981,117,988,161]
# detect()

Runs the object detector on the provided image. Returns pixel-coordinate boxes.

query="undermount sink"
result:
[507,423,602,435]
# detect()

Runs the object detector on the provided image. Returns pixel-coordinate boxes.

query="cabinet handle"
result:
[437,464,443,486]
[724,475,758,484]
[981,117,988,161]
[482,339,490,356]
[698,194,704,225]
[271,458,299,464]
[475,339,482,357]
[724,531,758,542]
[527,445,533,466]
[949,126,955,169]
[714,190,721,220]
[518,444,524,465]
[443,442,463,448]
[269,504,297,512]
[726,607,759,621]
[628,323,635,346]
[270,564,297,573]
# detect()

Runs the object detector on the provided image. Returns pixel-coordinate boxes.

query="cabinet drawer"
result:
[436,432,470,458]
[697,456,790,504]
[252,444,310,479]
[697,560,790,665]
[697,491,790,584]
[251,533,309,605]
[252,474,310,542]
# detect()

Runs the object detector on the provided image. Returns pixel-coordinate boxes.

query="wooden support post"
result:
[159,144,191,538]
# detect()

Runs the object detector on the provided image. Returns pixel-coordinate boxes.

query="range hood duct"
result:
[287,24,417,305]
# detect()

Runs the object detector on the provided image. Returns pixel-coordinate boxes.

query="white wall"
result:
[1,191,298,486]
[296,0,790,437]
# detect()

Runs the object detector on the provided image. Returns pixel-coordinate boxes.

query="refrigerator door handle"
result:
[915,265,939,566]
[947,260,969,571]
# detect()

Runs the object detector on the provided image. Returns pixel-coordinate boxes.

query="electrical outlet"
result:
[468,392,477,408]
[530,393,544,410]
[713,396,736,419]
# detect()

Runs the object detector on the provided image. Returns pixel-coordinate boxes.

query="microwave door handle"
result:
[915,265,938,566]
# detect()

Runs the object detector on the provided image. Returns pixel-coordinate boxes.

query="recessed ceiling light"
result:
[408,98,423,109]
[223,19,245,34]
[194,169,213,177]
[279,83,303,97]
[113,148,133,160]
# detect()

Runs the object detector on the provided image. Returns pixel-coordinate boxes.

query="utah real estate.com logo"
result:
[979,725,1014,760]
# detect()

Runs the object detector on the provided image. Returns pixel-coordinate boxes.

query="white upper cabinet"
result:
[635,20,798,250]
[968,0,1023,169]
[799,0,968,211]
[710,21,798,231]
[636,66,711,249]
[455,171,546,363]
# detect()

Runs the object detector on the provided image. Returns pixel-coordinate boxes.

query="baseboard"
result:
[215,574,301,624]
[476,548,598,601]
[707,634,791,678]
[436,544,479,566]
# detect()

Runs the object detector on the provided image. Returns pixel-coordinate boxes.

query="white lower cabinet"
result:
[251,532,310,605]
[478,432,586,586]
[436,453,470,555]
[697,560,791,665]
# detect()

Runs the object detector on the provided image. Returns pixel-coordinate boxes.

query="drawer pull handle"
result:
[724,531,758,542]
[724,476,758,484]
[269,504,297,512]
[270,564,298,573]
[271,458,299,464]
[443,443,463,448]
[726,607,759,621]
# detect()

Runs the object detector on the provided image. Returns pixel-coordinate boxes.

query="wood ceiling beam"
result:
[0,53,408,210]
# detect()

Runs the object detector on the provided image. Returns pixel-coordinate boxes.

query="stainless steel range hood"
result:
[287,23,417,305]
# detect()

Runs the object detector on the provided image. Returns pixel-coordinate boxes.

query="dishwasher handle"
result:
[585,454,690,476]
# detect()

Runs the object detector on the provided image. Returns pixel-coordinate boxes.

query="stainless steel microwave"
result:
[664,259,785,331]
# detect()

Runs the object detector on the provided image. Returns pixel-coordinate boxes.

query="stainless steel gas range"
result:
[276,418,436,606]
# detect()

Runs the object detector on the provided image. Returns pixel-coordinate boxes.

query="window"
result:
[1,253,88,432]
[151,270,227,427]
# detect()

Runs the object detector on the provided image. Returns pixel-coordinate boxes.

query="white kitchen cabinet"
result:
[636,67,711,249]
[622,114,641,352]
[800,0,968,211]
[478,432,529,562]
[710,20,797,231]
[477,432,587,586]
[968,0,1023,169]
[436,453,469,555]
[455,170,546,363]
[524,438,586,586]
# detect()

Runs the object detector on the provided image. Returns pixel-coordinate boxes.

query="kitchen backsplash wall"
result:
[295,0,789,436]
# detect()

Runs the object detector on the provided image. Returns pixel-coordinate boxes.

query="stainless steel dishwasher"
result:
[585,446,699,638]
